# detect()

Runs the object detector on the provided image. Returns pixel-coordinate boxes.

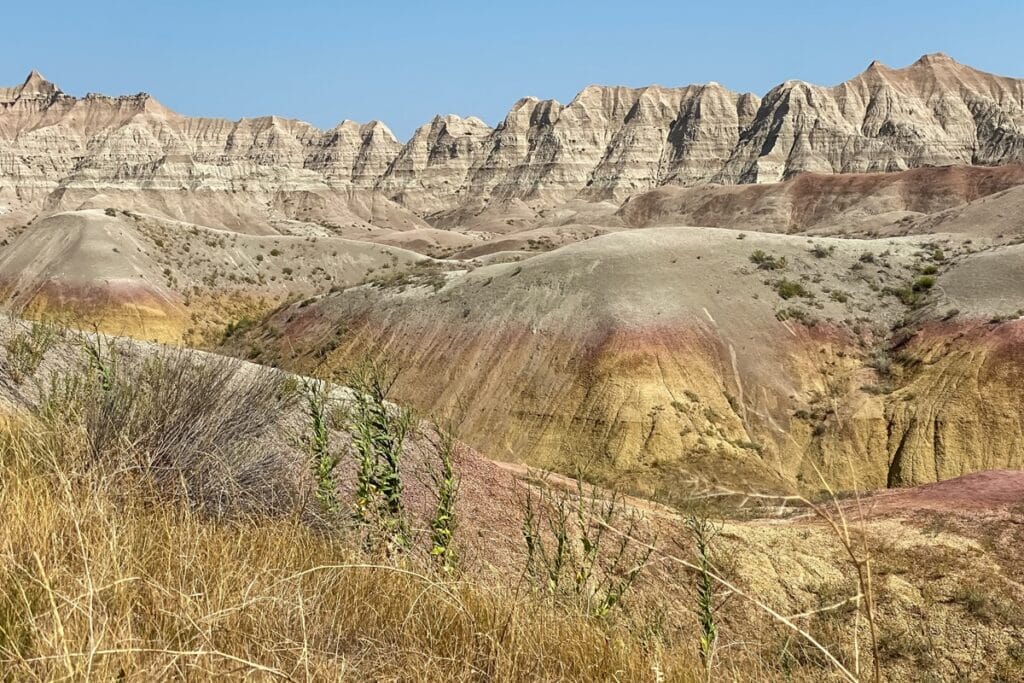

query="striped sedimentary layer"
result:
[227,228,962,493]
[884,319,1024,486]
[3,53,1024,229]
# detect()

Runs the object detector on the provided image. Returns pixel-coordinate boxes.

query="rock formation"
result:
[2,54,1023,230]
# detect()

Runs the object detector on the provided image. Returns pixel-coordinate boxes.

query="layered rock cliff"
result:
[2,54,1023,230]
[223,225,1024,495]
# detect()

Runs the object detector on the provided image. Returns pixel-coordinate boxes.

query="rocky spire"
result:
[0,70,62,103]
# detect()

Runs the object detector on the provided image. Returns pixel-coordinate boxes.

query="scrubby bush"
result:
[808,243,835,258]
[775,279,811,300]
[520,473,653,618]
[424,425,459,571]
[913,275,936,291]
[750,250,787,271]
[305,378,339,513]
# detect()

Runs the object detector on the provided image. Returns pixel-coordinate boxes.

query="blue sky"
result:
[3,0,1021,140]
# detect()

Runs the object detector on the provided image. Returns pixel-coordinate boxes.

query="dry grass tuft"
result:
[38,343,305,518]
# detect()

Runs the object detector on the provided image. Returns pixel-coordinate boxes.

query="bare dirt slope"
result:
[0,209,423,343]
[889,183,1024,238]
[616,164,1024,235]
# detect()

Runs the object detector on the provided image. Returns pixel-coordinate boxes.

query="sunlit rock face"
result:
[2,54,1023,226]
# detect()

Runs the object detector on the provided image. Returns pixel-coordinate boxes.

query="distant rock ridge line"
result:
[2,53,1023,217]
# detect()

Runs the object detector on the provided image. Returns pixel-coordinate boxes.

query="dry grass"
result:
[38,343,305,518]
[0,342,702,681]
[0,418,705,681]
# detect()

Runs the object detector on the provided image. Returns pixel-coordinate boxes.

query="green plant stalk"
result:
[427,427,459,571]
[305,380,338,513]
[347,362,411,551]
[686,514,720,679]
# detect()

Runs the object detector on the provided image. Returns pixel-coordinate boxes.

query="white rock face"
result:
[376,114,494,214]
[1,54,1023,227]
[716,54,1024,183]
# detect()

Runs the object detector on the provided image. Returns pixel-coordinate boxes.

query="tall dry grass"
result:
[0,350,697,681]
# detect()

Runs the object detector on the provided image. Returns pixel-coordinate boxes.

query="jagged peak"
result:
[0,69,62,103]
[329,118,361,131]
[570,84,640,104]
[360,120,398,143]
[770,79,817,94]
[423,114,491,135]
[463,115,490,128]
[497,96,563,131]
[570,81,744,111]
[23,69,54,89]
[848,59,895,85]
[913,52,959,67]
[504,96,561,116]
[696,81,747,98]
[323,119,399,146]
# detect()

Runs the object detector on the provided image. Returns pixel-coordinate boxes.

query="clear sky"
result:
[3,0,1022,141]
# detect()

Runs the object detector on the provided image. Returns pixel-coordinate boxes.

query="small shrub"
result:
[750,250,787,271]
[683,514,722,676]
[222,316,257,341]
[424,425,459,572]
[776,307,815,324]
[305,379,339,513]
[808,243,835,258]
[884,286,920,307]
[912,275,936,291]
[868,348,892,377]
[775,279,811,300]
